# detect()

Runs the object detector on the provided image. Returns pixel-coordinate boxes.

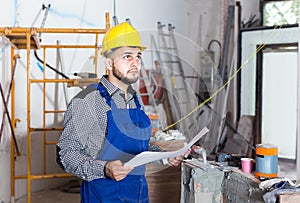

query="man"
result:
[57,22,184,203]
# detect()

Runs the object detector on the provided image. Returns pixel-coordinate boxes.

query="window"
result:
[263,0,299,26]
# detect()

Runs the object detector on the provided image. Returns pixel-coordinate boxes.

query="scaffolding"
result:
[0,13,110,203]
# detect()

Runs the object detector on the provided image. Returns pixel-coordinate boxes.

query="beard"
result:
[112,65,138,85]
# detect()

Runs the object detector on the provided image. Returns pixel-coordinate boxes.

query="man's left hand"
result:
[167,148,191,167]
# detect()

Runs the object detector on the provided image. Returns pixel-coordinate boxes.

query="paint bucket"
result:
[255,144,278,179]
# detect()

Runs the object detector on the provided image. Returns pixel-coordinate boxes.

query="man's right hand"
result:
[105,160,133,181]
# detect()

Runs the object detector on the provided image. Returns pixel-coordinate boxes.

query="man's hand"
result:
[168,156,184,167]
[105,160,133,181]
[168,148,191,167]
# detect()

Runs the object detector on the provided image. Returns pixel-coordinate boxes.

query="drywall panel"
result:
[262,52,297,159]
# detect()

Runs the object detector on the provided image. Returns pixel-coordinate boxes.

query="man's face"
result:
[110,47,142,85]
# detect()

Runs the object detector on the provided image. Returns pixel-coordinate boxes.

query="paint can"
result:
[255,144,278,179]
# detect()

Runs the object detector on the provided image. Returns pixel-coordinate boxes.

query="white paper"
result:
[124,127,209,167]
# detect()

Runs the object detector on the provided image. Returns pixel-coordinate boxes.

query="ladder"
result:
[139,63,157,106]
[157,22,200,138]
[148,35,176,129]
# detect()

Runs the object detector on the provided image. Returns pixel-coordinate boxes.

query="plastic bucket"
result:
[255,144,278,179]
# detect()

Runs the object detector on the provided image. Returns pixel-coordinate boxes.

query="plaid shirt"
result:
[57,75,142,181]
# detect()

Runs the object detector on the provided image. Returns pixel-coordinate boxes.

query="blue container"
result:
[255,144,278,179]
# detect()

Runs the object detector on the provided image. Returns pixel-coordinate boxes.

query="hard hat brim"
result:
[101,22,146,56]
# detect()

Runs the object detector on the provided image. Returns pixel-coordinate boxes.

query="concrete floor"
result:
[15,179,81,203]
[15,189,80,203]
[278,158,297,180]
[15,159,297,203]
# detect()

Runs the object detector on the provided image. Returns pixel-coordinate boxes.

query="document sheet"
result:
[124,127,209,167]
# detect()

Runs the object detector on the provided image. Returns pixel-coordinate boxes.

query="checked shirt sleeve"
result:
[57,91,108,181]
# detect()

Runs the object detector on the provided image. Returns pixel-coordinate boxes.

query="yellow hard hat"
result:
[101,22,147,56]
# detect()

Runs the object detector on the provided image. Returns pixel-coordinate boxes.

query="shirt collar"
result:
[100,75,137,99]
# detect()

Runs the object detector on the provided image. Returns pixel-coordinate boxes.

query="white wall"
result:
[239,0,260,23]
[0,0,192,202]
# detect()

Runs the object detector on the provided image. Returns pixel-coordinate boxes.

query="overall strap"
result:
[96,82,141,109]
[133,94,141,109]
[96,83,112,106]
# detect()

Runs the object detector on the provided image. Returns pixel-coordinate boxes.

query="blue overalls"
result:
[80,83,152,203]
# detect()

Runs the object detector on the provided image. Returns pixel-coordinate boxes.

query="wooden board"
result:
[278,192,300,203]
[146,164,181,203]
